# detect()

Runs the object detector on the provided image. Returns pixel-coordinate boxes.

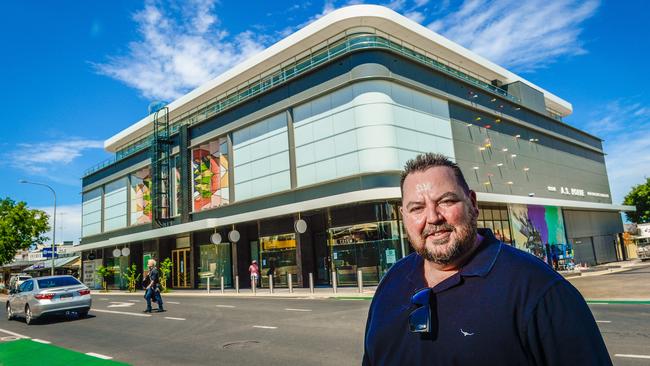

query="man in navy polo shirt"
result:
[363,153,611,365]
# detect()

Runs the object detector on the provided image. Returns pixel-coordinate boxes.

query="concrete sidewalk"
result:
[87,286,377,299]
[560,259,650,278]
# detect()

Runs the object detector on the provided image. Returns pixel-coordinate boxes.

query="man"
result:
[143,259,165,313]
[363,153,611,365]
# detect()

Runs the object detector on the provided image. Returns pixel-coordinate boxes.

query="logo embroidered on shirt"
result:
[460,329,475,337]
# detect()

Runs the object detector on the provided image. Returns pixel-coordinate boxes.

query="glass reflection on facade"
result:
[130,167,152,225]
[329,220,402,286]
[192,138,229,211]
[477,206,512,244]
[171,155,182,216]
[198,243,232,288]
[259,233,297,287]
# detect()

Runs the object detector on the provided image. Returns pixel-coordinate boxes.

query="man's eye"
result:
[409,206,424,213]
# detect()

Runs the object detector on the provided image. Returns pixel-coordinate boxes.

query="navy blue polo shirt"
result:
[363,229,612,365]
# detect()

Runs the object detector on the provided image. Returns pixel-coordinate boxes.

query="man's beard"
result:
[409,210,478,265]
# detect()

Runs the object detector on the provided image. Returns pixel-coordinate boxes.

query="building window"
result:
[477,206,512,244]
[191,137,229,212]
[82,187,102,237]
[259,233,297,287]
[198,243,232,288]
[329,220,402,286]
[130,167,152,225]
[103,177,128,231]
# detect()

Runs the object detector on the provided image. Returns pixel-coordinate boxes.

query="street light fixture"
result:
[19,180,56,276]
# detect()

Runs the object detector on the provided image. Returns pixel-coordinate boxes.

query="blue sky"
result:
[1,0,648,243]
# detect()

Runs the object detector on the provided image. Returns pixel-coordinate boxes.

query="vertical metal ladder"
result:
[151,106,172,227]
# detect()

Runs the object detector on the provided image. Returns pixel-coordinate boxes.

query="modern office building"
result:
[75,5,633,289]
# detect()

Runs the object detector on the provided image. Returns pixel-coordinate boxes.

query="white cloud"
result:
[35,204,82,244]
[6,139,104,174]
[581,99,650,204]
[426,0,600,72]
[94,0,267,101]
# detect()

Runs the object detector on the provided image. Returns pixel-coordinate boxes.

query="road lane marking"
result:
[127,300,140,303]
[167,301,180,304]
[615,354,650,360]
[0,328,29,339]
[86,352,113,360]
[596,320,611,323]
[216,305,235,308]
[98,298,109,301]
[107,302,135,308]
[164,317,185,321]
[253,325,277,329]
[31,339,51,344]
[92,309,151,317]
[285,308,312,312]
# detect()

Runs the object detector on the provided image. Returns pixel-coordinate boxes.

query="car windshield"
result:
[37,277,81,289]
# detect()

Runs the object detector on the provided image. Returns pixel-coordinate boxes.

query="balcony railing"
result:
[84,29,522,177]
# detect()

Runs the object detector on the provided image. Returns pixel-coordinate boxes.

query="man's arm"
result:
[524,280,612,365]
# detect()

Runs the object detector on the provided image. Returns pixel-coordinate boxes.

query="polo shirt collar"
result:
[405,228,503,287]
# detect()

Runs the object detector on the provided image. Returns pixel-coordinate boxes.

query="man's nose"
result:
[424,204,444,224]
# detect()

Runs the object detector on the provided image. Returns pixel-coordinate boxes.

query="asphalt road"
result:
[1,295,649,365]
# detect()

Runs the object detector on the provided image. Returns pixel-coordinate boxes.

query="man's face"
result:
[400,166,479,265]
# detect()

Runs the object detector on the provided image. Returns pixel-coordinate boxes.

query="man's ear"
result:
[468,190,479,214]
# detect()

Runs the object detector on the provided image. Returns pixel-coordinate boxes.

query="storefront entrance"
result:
[171,248,191,288]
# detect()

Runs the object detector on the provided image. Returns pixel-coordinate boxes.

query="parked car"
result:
[8,273,32,292]
[6,275,92,325]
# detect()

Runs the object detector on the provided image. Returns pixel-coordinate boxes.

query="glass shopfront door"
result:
[171,248,191,288]
[198,243,232,288]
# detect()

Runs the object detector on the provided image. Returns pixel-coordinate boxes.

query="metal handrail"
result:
[84,30,521,177]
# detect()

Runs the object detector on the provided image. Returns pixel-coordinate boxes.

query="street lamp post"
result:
[19,180,56,276]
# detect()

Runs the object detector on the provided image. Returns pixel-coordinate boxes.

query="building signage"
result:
[385,249,396,264]
[83,258,102,289]
[547,185,608,198]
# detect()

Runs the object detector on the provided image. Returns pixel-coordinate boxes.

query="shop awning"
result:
[0,260,37,270]
[23,256,80,272]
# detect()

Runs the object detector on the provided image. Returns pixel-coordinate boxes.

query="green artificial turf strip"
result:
[0,339,130,366]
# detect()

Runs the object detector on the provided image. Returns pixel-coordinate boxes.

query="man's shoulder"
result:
[494,243,563,285]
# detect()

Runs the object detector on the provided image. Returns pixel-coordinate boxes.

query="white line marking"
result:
[31,339,51,344]
[0,328,29,339]
[167,301,180,304]
[92,309,151,317]
[86,352,113,360]
[596,320,611,323]
[107,302,135,308]
[615,354,650,360]
[164,317,186,321]
[127,300,140,303]
[216,305,235,308]
[98,298,109,301]
[285,308,312,312]
[253,325,277,329]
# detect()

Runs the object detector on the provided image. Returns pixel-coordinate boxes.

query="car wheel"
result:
[6,303,13,321]
[25,305,33,325]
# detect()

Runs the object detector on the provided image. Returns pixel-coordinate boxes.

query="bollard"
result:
[288,273,293,293]
[235,276,240,294]
[220,276,224,294]
[207,277,211,294]
[357,270,363,293]
[269,274,274,294]
[309,272,314,294]
[253,276,257,294]
[332,271,337,293]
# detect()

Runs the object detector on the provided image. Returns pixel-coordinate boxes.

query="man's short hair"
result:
[400,153,471,196]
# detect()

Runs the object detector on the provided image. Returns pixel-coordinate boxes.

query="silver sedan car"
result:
[6,275,92,325]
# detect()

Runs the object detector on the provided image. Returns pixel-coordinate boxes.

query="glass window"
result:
[82,187,102,236]
[329,220,402,286]
[103,177,128,231]
[37,276,81,289]
[191,138,229,211]
[199,243,232,288]
[130,167,152,225]
[171,155,182,216]
[483,209,493,220]
[259,233,297,287]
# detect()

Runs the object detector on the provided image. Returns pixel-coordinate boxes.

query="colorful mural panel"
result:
[192,138,229,211]
[509,204,568,262]
[130,167,152,225]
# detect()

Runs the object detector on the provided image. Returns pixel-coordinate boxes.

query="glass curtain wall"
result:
[103,177,128,232]
[191,138,229,211]
[198,243,232,288]
[329,221,402,286]
[259,233,297,287]
[82,187,102,236]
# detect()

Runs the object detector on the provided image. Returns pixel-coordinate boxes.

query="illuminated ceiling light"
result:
[514,107,521,110]
[485,142,492,147]
[507,181,514,185]
[515,134,521,138]
[497,163,504,167]
[484,181,491,185]
[473,166,480,170]
[491,98,497,102]
[523,167,530,172]
[511,154,517,158]
[495,118,501,123]
[479,147,486,151]
[499,105,504,109]
[475,117,482,121]
[502,148,508,152]
[466,123,473,127]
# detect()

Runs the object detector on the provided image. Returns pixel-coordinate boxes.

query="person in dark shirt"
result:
[143,259,165,313]
[363,153,611,365]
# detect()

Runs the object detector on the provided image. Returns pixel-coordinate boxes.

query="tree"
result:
[96,265,115,292]
[0,197,50,265]
[624,177,650,223]
[122,264,141,293]
[159,258,172,293]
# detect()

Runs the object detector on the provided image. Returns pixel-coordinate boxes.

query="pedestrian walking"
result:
[143,259,165,313]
